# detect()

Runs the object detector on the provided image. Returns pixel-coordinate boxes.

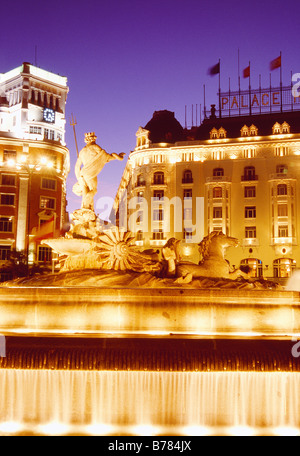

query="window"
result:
[213,167,224,177]
[136,211,143,224]
[278,225,289,237]
[38,246,52,263]
[44,129,55,140]
[184,228,193,241]
[276,164,288,175]
[184,208,193,220]
[213,207,222,219]
[182,170,193,184]
[281,122,290,134]
[0,217,13,232]
[153,208,163,221]
[245,206,256,218]
[245,226,256,238]
[210,128,218,139]
[273,258,296,278]
[242,166,257,181]
[29,126,42,135]
[272,122,281,134]
[0,194,15,206]
[240,258,262,278]
[136,230,143,241]
[40,196,56,210]
[275,146,289,157]
[249,125,258,136]
[213,187,222,198]
[243,148,256,158]
[136,174,145,187]
[153,172,164,185]
[0,246,11,261]
[41,178,56,190]
[241,125,249,136]
[3,150,16,162]
[1,174,16,186]
[183,189,192,199]
[152,229,164,240]
[212,150,224,160]
[244,186,256,198]
[277,204,288,217]
[277,184,287,196]
[153,190,164,200]
[218,127,226,138]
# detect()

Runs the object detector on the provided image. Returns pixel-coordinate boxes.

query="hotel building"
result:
[114,96,300,280]
[0,62,69,279]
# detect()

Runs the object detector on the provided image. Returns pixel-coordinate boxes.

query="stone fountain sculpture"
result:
[25,130,278,289]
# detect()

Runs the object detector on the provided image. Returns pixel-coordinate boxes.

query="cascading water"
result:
[0,370,299,435]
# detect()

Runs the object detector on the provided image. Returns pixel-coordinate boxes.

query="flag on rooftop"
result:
[208,62,220,76]
[270,55,281,71]
[243,65,250,78]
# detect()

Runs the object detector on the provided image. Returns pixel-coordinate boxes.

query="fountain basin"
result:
[0,286,299,338]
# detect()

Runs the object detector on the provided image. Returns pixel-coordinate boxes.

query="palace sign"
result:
[220,85,300,115]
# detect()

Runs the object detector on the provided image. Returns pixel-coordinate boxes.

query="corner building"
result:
[114,108,300,280]
[0,63,69,278]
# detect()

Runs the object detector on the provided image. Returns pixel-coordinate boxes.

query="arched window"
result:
[281,122,290,134]
[153,171,164,185]
[273,258,296,278]
[210,128,218,139]
[213,167,224,177]
[249,124,258,136]
[240,258,263,278]
[182,169,193,183]
[277,183,287,196]
[218,127,226,138]
[213,187,222,198]
[241,125,249,137]
[272,122,281,134]
[243,166,256,181]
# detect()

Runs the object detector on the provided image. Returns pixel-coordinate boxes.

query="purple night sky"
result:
[1,0,299,217]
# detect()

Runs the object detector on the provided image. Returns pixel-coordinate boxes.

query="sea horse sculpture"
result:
[162,231,249,283]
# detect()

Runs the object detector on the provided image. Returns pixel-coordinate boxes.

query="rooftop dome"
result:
[144,110,184,144]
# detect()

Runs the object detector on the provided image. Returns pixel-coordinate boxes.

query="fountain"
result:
[0,133,299,436]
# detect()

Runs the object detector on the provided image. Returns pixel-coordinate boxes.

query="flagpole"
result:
[238,49,241,115]
[280,51,283,113]
[249,61,251,116]
[218,59,221,118]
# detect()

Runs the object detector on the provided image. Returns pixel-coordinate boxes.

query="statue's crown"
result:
[84,132,97,143]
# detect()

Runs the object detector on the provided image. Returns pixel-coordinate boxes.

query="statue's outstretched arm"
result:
[110,152,125,161]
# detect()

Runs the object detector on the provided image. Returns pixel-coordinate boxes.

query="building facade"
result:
[114,107,300,280]
[0,62,69,279]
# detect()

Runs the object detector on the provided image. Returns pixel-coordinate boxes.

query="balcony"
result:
[206,176,231,183]
[271,237,296,246]
[241,175,258,182]
[269,173,295,180]
[182,178,194,184]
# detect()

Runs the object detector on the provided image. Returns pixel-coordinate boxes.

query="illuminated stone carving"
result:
[73,132,125,211]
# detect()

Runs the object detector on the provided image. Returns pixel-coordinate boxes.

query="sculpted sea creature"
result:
[163,231,249,283]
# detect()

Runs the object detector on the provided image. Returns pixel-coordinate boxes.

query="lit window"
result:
[184,228,193,240]
[276,164,288,175]
[0,217,13,232]
[241,125,249,136]
[210,128,218,139]
[242,166,257,181]
[273,258,296,278]
[136,230,143,241]
[213,187,222,198]
[3,150,16,162]
[40,196,55,210]
[245,206,256,218]
[281,122,290,134]
[240,258,262,278]
[272,122,281,134]
[218,127,226,138]
[249,125,258,136]
[29,126,42,135]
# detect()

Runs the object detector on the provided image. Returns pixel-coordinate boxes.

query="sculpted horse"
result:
[162,231,249,283]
